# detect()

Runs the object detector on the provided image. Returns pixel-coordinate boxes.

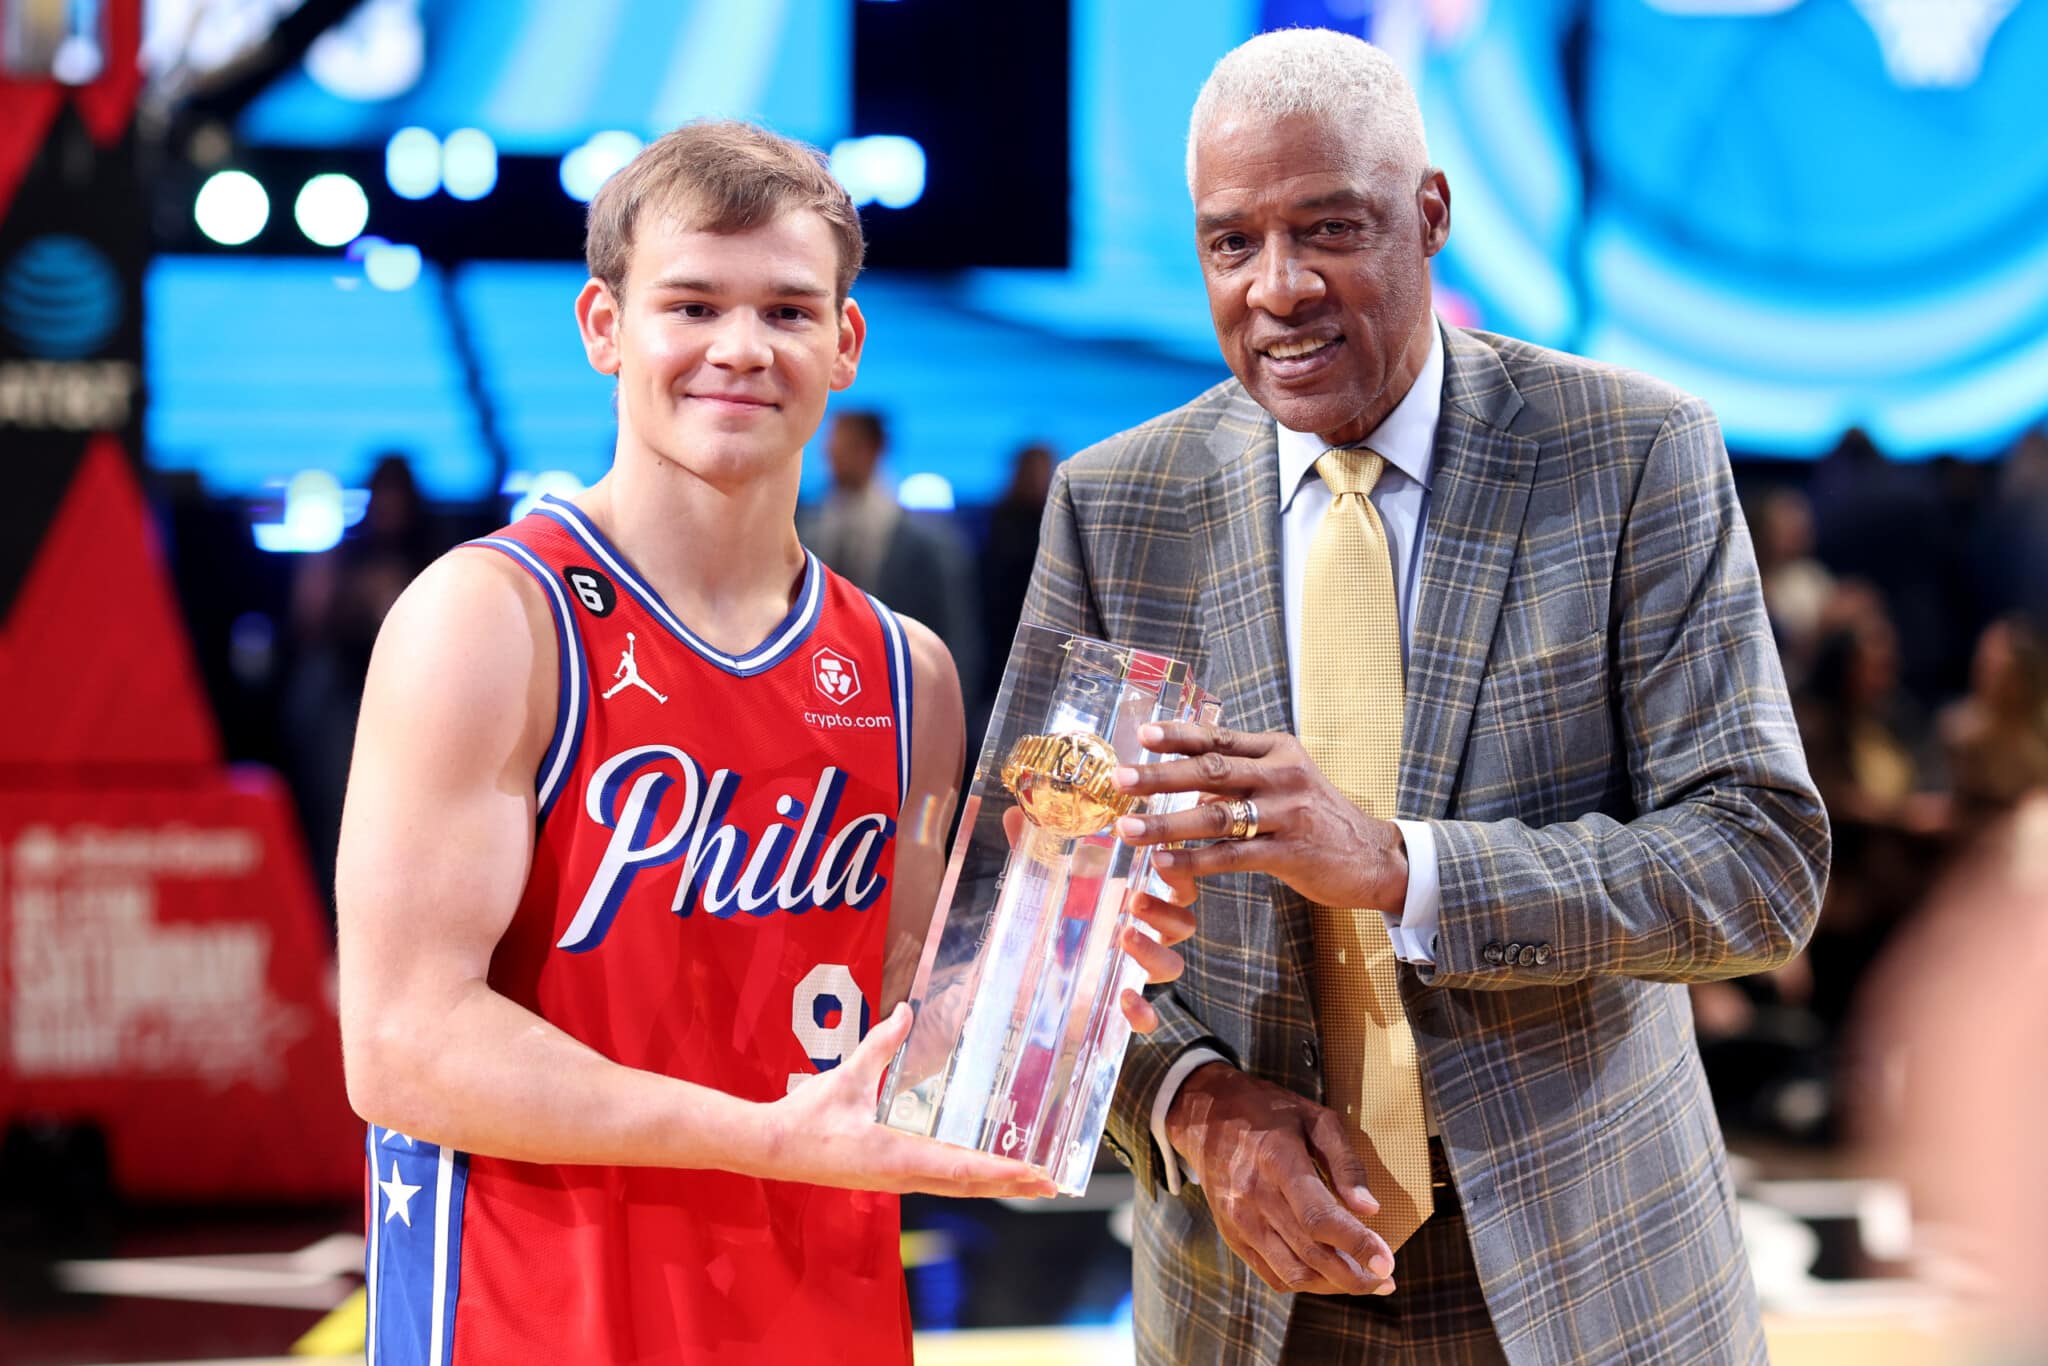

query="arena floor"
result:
[0,1155,1986,1366]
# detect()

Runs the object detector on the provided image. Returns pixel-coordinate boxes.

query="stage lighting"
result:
[505,469,585,520]
[829,135,927,210]
[295,173,370,248]
[253,470,346,553]
[443,128,498,201]
[364,242,423,292]
[385,126,441,200]
[559,131,644,203]
[194,170,270,246]
[896,472,955,511]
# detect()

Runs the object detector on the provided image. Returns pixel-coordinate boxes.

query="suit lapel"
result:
[1186,390,1320,987]
[1188,393,1291,739]
[1399,328,1541,821]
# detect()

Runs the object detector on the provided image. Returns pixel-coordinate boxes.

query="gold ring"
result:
[1225,797,1259,841]
[1000,730,1135,839]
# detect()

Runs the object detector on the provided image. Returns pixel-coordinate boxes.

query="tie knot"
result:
[1317,447,1386,500]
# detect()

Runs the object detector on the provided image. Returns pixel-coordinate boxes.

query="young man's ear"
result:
[576,278,622,376]
[829,296,868,392]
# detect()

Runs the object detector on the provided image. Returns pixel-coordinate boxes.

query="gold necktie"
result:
[1299,447,1432,1249]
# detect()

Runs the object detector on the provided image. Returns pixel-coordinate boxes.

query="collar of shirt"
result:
[1275,317,1445,512]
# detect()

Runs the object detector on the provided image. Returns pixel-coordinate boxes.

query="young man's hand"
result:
[761,1003,1056,1198]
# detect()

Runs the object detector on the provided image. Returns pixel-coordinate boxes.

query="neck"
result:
[575,436,807,654]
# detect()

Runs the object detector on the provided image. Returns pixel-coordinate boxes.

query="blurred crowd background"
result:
[4,0,2047,1362]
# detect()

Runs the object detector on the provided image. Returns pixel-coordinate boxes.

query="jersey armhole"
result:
[463,537,589,826]
[863,593,915,810]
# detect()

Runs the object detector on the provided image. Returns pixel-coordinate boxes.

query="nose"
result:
[1246,237,1324,319]
[705,309,774,371]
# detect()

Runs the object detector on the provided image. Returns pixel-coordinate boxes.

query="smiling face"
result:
[1191,109,1448,446]
[575,207,864,489]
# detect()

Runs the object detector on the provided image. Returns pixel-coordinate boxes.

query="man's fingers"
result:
[1136,721,1278,759]
[1126,889,1195,943]
[1113,754,1259,800]
[1120,926,1186,985]
[1305,1108,1382,1220]
[1264,1154,1385,1294]
[1119,988,1161,1034]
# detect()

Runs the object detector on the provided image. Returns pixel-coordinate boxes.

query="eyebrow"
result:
[646,275,833,301]
[1196,188,1377,233]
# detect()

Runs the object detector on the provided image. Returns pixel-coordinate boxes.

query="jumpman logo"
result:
[603,632,667,704]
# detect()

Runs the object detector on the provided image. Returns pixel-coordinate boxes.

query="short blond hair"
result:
[585,120,865,301]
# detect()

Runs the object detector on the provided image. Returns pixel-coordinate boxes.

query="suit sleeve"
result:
[1421,395,1830,989]
[1016,464,1233,1196]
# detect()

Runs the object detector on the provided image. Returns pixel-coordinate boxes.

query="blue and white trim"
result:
[534,495,824,676]
[468,536,590,824]
[866,594,915,806]
[365,1128,470,1366]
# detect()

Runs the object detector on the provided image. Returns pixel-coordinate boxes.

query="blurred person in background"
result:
[1982,428,2048,630]
[1795,582,1941,835]
[1753,486,1835,687]
[802,408,982,706]
[1023,28,1827,1364]
[333,120,1193,1363]
[1794,582,1944,1035]
[283,452,436,909]
[978,440,1055,713]
[1937,613,2048,827]
[1858,794,2048,1360]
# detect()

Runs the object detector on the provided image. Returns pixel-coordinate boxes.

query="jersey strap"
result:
[862,593,915,807]
[464,536,591,824]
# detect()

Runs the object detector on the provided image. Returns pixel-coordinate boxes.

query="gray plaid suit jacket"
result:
[1014,326,1829,1364]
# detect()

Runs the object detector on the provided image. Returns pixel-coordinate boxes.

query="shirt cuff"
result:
[1386,819,1441,966]
[1149,1046,1227,1195]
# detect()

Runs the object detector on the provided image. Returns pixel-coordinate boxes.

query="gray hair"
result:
[1186,28,1429,192]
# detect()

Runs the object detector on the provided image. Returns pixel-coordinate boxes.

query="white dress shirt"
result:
[1149,320,1447,1189]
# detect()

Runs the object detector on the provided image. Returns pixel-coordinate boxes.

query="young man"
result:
[336,121,1192,1364]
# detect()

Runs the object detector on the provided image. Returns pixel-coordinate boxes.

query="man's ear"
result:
[576,278,622,376]
[829,296,868,392]
[1418,169,1451,258]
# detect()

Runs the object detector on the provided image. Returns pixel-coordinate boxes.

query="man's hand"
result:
[1167,1062,1396,1296]
[1113,722,1409,913]
[766,1003,1058,1199]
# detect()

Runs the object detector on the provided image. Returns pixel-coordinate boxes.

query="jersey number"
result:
[787,962,870,1093]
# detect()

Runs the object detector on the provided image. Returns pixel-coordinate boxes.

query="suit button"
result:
[1534,944,1553,965]
[1504,942,1523,963]
[1518,945,1538,966]
[1482,942,1505,966]
[1301,1037,1319,1070]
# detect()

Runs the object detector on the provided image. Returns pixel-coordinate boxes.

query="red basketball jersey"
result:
[364,495,916,1365]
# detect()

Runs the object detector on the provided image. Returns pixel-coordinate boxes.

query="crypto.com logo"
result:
[812,647,861,706]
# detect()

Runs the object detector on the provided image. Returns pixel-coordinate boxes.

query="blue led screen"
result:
[1416,0,2048,457]
[239,0,851,151]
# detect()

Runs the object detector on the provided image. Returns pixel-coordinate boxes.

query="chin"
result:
[1252,385,1365,440]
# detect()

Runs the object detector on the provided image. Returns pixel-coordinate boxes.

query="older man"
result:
[1014,29,1828,1365]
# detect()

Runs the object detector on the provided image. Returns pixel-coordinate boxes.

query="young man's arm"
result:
[336,550,1052,1197]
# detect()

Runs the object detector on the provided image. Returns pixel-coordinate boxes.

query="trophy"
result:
[877,625,1217,1195]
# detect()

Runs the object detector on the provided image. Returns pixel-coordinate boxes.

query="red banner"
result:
[0,772,359,1200]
